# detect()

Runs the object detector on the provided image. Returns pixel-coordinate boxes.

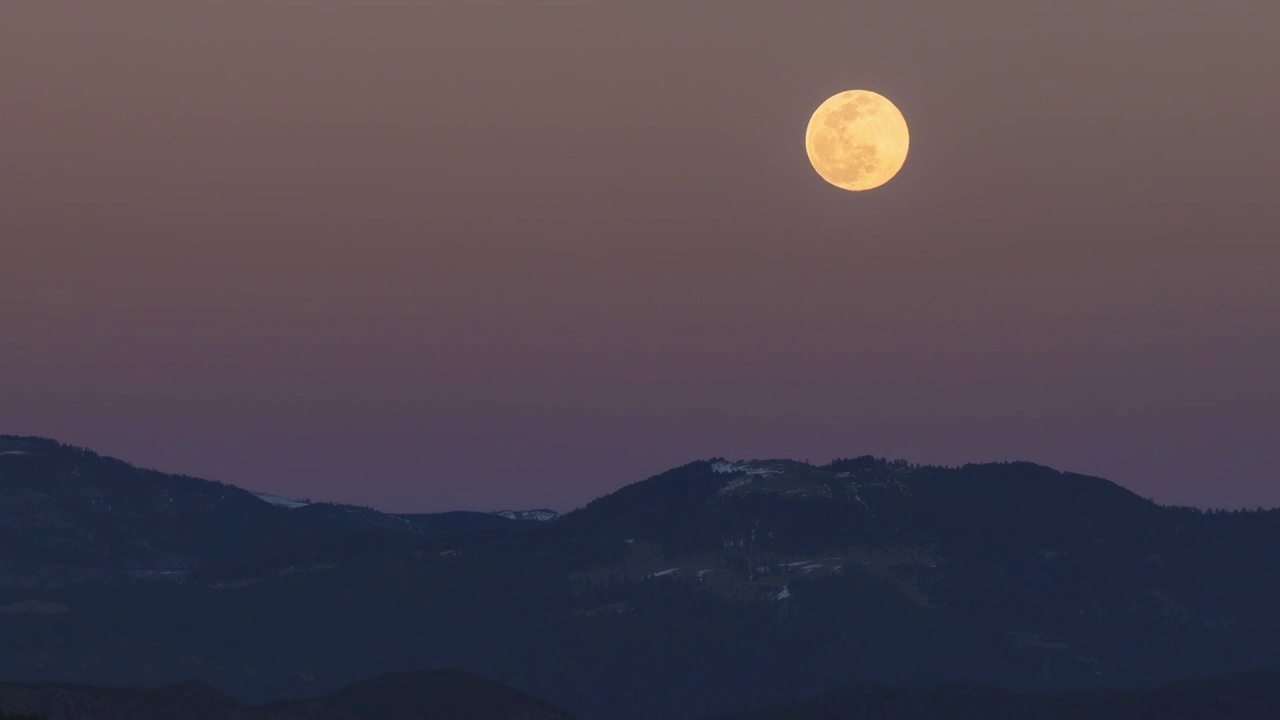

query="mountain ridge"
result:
[0,670,573,720]
[0,435,556,587]
[5,668,1280,720]
[714,669,1280,720]
[4,435,1280,720]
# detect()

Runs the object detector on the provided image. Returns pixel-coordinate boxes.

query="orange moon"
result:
[805,90,910,192]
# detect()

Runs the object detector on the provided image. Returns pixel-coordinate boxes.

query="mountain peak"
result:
[704,457,915,502]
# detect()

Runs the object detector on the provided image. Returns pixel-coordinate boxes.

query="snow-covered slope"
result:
[492,509,560,522]
[252,492,311,509]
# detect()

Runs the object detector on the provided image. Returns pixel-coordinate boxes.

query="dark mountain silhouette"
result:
[3,436,1280,720]
[0,670,572,720]
[0,436,548,587]
[309,671,569,720]
[714,670,1280,719]
[3,670,1279,720]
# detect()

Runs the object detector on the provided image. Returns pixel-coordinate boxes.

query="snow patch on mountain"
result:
[493,509,560,522]
[714,461,790,495]
[0,451,29,456]
[253,492,311,509]
[712,461,783,477]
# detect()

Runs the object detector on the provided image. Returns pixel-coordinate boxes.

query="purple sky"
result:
[2,1,1277,512]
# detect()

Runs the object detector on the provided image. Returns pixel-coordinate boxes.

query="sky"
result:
[2,1,1277,513]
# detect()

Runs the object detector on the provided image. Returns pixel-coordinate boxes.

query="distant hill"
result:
[0,436,552,586]
[0,670,572,720]
[714,670,1280,719]
[3,436,1280,720]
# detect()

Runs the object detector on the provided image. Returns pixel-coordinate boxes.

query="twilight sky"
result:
[2,1,1277,512]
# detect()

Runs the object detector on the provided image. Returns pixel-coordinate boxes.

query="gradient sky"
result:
[2,1,1277,512]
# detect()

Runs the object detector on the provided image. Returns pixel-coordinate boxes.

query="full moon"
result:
[805,90,910,192]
